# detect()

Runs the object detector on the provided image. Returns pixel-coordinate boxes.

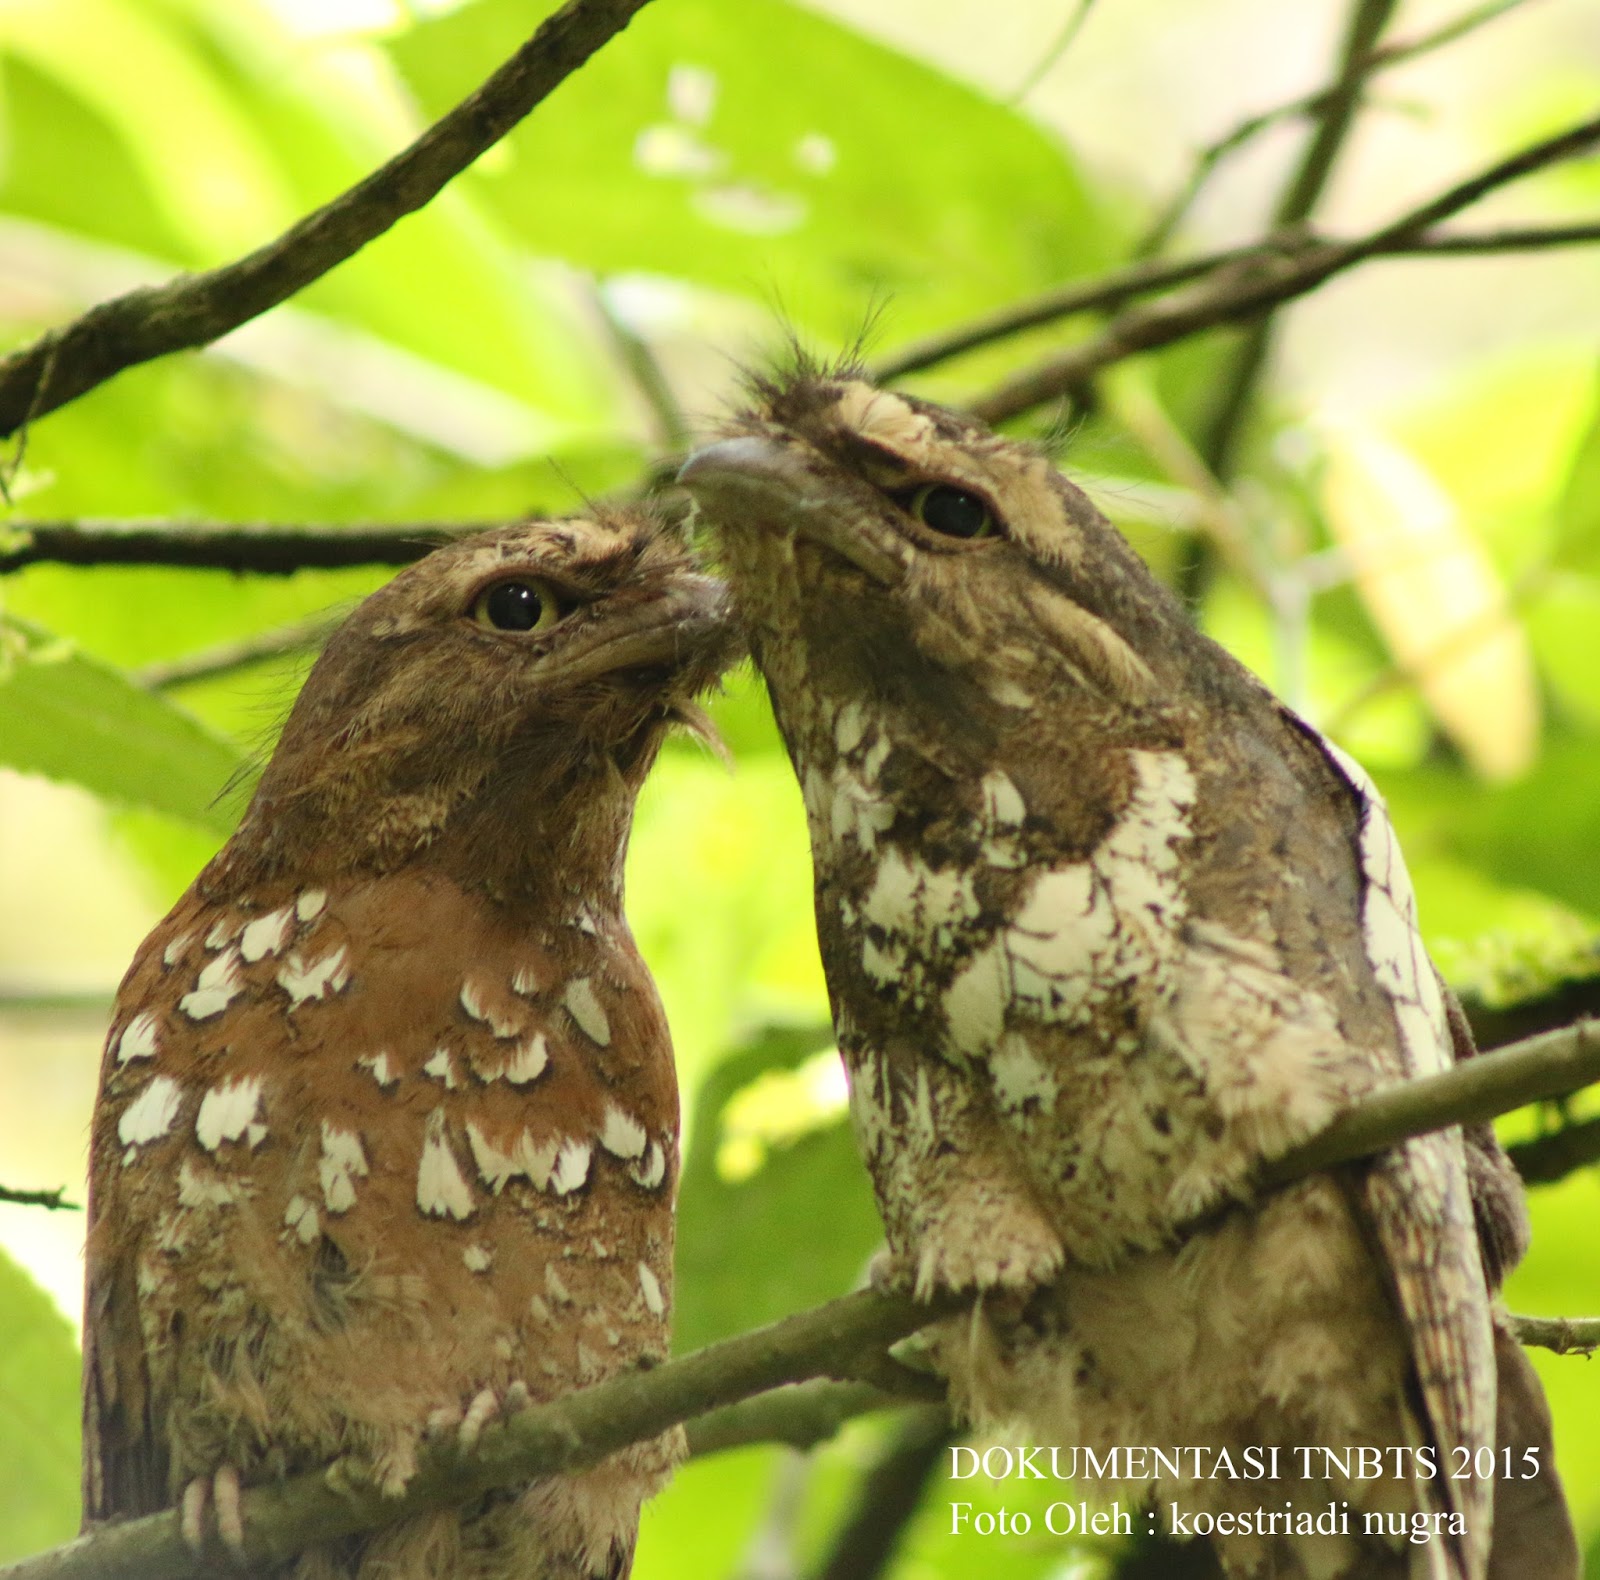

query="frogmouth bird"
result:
[84,512,735,1579]
[679,370,1576,1580]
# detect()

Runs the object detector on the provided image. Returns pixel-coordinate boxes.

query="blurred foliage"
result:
[0,1246,81,1562]
[0,0,1598,1575]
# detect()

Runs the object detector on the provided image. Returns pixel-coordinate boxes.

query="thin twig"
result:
[1140,0,1536,255]
[0,1183,80,1212]
[5,1015,1597,1580]
[1510,1315,1600,1355]
[136,614,342,691]
[1196,0,1402,490]
[871,243,1265,383]
[1321,566,1546,738]
[1009,0,1097,103]
[0,0,657,442]
[968,113,1600,426]
[590,284,693,454]
[687,1382,937,1461]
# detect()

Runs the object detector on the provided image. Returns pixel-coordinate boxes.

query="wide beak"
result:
[536,572,738,691]
[678,437,905,586]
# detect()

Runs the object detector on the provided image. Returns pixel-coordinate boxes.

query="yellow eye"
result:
[470,579,562,633]
[909,483,996,540]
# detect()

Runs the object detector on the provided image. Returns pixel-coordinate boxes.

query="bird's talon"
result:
[214,1465,245,1555]
[179,1477,208,1552]
[457,1387,499,1453]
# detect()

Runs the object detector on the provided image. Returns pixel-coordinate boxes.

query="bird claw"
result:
[427,1381,533,1456]
[457,1388,498,1452]
[178,1466,246,1557]
[867,1245,915,1297]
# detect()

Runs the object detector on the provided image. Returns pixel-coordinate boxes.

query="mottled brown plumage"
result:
[680,371,1577,1580]
[84,511,734,1579]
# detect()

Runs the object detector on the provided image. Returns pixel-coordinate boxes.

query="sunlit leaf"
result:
[1319,418,1539,782]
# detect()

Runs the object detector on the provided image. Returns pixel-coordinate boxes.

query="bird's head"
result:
[225,510,736,898]
[679,370,1194,764]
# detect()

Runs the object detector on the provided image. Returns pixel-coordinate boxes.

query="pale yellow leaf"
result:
[1320,419,1538,781]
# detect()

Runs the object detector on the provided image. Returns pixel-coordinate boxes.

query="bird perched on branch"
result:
[680,369,1577,1580]
[83,513,734,1580]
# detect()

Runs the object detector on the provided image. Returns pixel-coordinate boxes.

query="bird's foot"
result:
[425,1380,532,1455]
[179,1464,245,1556]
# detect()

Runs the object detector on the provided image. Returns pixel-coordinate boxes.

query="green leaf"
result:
[0,615,244,832]
[388,0,1114,348]
[0,1247,80,1560]
[675,1024,881,1355]
[1382,736,1600,929]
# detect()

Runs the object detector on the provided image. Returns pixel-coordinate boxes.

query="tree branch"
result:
[0,0,656,443]
[1511,1315,1600,1356]
[870,244,1258,383]
[0,1183,80,1212]
[1196,0,1401,489]
[811,1407,951,1580]
[968,112,1600,427]
[2,1289,942,1580]
[1139,0,1533,256]
[0,521,476,576]
[873,221,1600,387]
[135,615,342,691]
[1505,1118,1600,1186]
[686,1381,938,1461]
[1261,1018,1600,1185]
[7,1018,1595,1580]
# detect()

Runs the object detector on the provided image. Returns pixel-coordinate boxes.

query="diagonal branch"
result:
[1263,1018,1600,1183]
[968,112,1600,427]
[4,1017,1596,1580]
[135,614,341,692]
[0,0,657,443]
[872,221,1600,387]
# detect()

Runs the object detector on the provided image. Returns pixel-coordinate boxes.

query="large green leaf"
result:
[388,0,1114,348]
[0,1247,80,1560]
[0,615,244,832]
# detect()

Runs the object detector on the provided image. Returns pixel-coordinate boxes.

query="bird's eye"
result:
[909,483,996,540]
[471,579,562,633]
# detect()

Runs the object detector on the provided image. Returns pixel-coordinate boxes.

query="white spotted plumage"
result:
[194,1076,266,1152]
[85,512,727,1580]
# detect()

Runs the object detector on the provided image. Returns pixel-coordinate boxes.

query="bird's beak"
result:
[535,572,738,691]
[678,437,906,586]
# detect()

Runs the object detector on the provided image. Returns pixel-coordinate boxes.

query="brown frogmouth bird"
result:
[680,371,1577,1580]
[84,513,734,1579]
